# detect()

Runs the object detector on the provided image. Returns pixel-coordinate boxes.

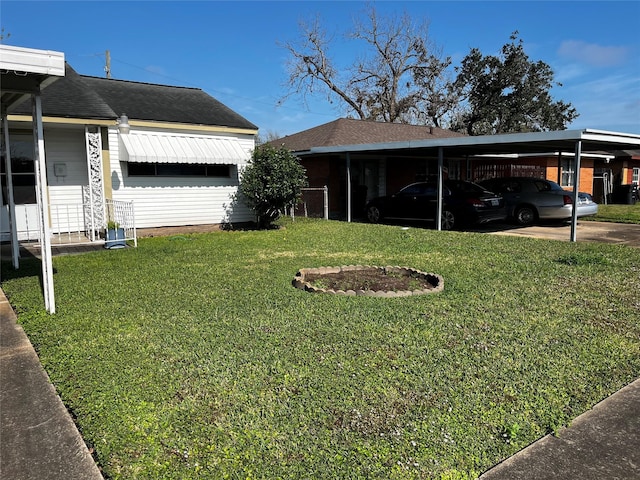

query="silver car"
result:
[478,177,598,226]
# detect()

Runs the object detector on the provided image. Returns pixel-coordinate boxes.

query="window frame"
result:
[560,158,575,187]
[126,162,232,178]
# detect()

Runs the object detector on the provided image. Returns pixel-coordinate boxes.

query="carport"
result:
[303,129,640,241]
[1,45,66,313]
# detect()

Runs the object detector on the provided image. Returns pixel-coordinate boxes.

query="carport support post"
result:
[346,152,352,222]
[1,109,20,269]
[436,147,444,231]
[570,140,582,242]
[32,92,56,314]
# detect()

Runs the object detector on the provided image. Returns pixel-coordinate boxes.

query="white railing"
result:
[2,200,138,247]
[105,199,137,247]
[50,203,93,244]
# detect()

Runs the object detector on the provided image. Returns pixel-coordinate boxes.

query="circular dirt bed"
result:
[293,266,443,297]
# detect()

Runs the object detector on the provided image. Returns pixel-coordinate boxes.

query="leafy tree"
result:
[280,6,454,126]
[238,144,307,229]
[452,32,578,135]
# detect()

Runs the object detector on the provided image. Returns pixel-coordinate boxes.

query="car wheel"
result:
[367,205,381,223]
[514,206,536,226]
[441,210,455,230]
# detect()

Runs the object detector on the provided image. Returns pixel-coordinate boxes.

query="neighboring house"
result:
[2,63,258,242]
[465,151,640,205]
[271,118,466,218]
[273,119,639,219]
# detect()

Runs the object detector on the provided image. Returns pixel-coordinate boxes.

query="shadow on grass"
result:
[1,249,56,300]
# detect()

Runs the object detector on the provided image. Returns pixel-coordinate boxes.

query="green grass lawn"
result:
[583,203,640,224]
[2,218,639,479]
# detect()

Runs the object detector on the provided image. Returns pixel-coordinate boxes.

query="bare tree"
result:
[257,129,283,145]
[280,6,454,125]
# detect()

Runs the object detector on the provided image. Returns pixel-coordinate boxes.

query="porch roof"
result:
[120,132,250,164]
[0,45,65,110]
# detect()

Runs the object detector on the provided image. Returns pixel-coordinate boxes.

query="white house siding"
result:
[44,127,89,234]
[108,128,255,228]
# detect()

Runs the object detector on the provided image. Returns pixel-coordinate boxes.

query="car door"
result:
[482,179,521,215]
[385,183,423,219]
[386,183,438,220]
[412,183,439,220]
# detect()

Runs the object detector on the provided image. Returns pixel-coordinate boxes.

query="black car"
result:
[365,180,507,230]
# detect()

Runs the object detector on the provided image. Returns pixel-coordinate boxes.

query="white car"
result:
[478,177,598,226]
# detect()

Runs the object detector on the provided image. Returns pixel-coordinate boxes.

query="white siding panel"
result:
[108,127,255,228]
[44,128,89,233]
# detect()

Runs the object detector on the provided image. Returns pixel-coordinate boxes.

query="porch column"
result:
[346,152,352,222]
[85,126,106,241]
[32,91,55,313]
[1,109,20,269]
[436,147,444,231]
[570,141,582,242]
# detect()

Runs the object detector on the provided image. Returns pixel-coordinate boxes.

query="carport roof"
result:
[0,44,65,110]
[302,128,640,158]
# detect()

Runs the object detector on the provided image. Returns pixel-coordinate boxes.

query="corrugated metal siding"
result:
[108,128,255,227]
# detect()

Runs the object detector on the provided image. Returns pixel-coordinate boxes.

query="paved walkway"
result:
[478,220,640,247]
[0,289,103,480]
[479,378,640,479]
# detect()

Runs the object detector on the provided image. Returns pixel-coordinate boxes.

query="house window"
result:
[127,163,231,177]
[633,167,639,185]
[560,158,574,187]
[1,137,37,205]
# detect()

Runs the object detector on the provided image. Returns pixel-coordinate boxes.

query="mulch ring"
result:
[293,266,444,297]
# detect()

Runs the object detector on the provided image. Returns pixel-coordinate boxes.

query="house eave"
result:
[6,114,259,135]
[308,129,640,157]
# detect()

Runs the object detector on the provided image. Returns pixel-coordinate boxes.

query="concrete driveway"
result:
[474,221,640,247]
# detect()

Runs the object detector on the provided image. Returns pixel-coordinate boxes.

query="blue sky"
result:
[3,1,639,136]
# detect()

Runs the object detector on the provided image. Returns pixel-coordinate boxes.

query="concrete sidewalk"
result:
[480,378,640,479]
[0,289,103,480]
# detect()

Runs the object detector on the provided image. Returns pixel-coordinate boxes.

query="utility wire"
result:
[85,52,335,119]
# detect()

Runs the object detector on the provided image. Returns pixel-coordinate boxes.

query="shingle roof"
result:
[81,76,257,129]
[10,64,116,119]
[271,118,466,152]
[9,63,257,130]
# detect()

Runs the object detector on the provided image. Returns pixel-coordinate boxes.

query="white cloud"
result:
[563,73,640,132]
[557,40,629,67]
[554,63,587,84]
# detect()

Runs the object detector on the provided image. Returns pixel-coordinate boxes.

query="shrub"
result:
[239,144,307,229]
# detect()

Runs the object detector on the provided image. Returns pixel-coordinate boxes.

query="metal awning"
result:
[120,133,249,164]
